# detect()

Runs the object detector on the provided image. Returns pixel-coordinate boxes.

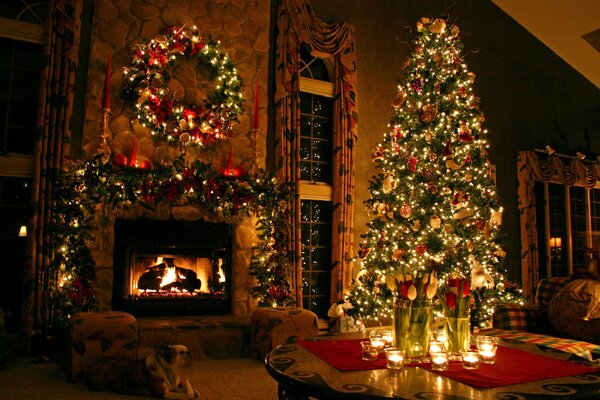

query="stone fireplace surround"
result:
[89,204,261,359]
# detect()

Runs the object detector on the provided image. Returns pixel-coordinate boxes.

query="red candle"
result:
[252,82,259,130]
[128,134,137,167]
[103,53,111,109]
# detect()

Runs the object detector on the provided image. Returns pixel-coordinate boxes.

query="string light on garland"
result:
[123,25,244,148]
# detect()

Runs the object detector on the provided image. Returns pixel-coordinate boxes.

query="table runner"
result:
[297,338,597,388]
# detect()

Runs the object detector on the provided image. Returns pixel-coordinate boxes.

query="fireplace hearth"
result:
[112,218,232,317]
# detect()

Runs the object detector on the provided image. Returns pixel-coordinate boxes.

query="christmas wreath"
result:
[123,25,244,148]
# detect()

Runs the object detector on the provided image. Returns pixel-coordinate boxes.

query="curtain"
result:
[517,151,600,300]
[275,0,358,305]
[21,0,82,341]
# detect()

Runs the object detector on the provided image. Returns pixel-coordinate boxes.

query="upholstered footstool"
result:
[69,311,138,381]
[251,307,319,360]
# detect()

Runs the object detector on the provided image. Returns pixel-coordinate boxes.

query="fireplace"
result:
[112,218,232,317]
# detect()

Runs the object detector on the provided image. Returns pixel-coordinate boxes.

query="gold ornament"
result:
[467,241,474,252]
[429,19,446,34]
[433,52,442,63]
[465,174,472,182]
[411,220,421,231]
[444,224,453,234]
[424,130,432,142]
[450,25,460,38]
[416,17,430,32]
[382,174,396,193]
[392,249,406,261]
[391,90,407,109]
[445,156,465,170]
[429,215,441,229]
[179,132,191,143]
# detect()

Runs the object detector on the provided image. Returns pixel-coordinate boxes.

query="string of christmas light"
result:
[122,25,244,148]
[345,17,522,326]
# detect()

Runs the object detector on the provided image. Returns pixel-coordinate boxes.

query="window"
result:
[535,180,600,279]
[299,47,335,317]
[0,0,48,330]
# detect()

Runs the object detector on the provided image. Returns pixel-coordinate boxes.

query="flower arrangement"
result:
[438,276,472,355]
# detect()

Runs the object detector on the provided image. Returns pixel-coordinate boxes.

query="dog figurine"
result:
[84,344,201,399]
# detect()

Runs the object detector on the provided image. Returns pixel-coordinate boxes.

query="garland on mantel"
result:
[46,155,295,327]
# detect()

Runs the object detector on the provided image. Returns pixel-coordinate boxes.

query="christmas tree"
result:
[346,17,521,328]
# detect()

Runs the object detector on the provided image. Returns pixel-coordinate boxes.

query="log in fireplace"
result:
[112,218,232,317]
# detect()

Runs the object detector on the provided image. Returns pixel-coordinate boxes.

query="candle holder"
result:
[381,330,394,347]
[430,350,449,371]
[360,340,379,361]
[369,334,386,353]
[476,335,498,364]
[461,351,480,370]
[428,340,445,355]
[384,348,405,370]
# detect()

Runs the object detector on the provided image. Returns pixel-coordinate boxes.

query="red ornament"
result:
[137,159,152,170]
[416,244,428,256]
[407,156,418,172]
[113,153,128,167]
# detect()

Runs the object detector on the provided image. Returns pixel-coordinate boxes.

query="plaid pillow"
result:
[536,277,570,308]
[492,304,547,332]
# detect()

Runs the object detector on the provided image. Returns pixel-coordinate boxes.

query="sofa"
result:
[483,276,600,363]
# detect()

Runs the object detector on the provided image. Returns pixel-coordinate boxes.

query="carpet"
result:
[0,357,278,400]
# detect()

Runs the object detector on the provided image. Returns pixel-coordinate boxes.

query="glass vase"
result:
[393,298,432,362]
[444,309,471,359]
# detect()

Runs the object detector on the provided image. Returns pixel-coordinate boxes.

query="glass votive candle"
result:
[476,336,498,364]
[434,329,448,345]
[461,351,480,370]
[428,340,445,354]
[361,340,379,361]
[369,335,386,353]
[381,330,394,347]
[430,350,449,371]
[384,348,405,370]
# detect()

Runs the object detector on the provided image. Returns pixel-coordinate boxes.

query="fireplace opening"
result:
[112,218,232,317]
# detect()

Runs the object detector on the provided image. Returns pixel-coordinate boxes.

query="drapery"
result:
[517,151,600,300]
[21,0,82,340]
[275,0,358,305]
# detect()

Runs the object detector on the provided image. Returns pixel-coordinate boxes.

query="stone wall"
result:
[83,0,270,316]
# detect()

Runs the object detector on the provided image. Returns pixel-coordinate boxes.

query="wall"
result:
[310,0,600,282]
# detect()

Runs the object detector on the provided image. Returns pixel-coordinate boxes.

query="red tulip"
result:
[446,292,457,310]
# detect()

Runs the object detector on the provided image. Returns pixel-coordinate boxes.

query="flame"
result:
[217,259,226,283]
[156,256,164,265]
[160,266,178,288]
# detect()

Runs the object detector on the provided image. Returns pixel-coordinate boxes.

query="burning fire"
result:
[217,259,226,283]
[160,266,184,289]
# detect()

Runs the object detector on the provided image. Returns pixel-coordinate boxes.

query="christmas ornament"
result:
[458,123,474,143]
[429,19,446,34]
[416,244,428,256]
[392,249,406,261]
[467,241,474,252]
[416,17,430,32]
[424,130,432,141]
[382,174,397,193]
[419,104,437,123]
[392,90,407,108]
[113,153,128,167]
[450,24,460,38]
[443,141,465,170]
[123,25,243,148]
[137,159,153,170]
[372,145,384,162]
[400,203,412,218]
[411,78,424,93]
[411,220,421,231]
[429,215,441,228]
[407,156,418,172]
[490,209,503,225]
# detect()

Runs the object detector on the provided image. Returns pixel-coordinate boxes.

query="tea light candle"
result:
[476,336,498,364]
[431,351,449,371]
[462,351,480,370]
[361,341,379,361]
[381,330,393,347]
[384,348,405,370]
[370,336,386,352]
[428,340,444,354]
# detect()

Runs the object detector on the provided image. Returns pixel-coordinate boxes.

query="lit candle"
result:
[252,81,259,130]
[461,351,480,370]
[384,348,405,369]
[369,336,386,352]
[428,340,444,354]
[360,340,378,361]
[103,53,111,109]
[476,336,498,364]
[431,351,448,371]
[381,330,393,347]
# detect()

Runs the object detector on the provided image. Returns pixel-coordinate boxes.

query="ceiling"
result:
[492,0,600,90]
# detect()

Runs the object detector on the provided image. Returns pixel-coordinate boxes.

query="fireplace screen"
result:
[112,218,232,316]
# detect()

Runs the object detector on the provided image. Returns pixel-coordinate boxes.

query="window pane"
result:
[570,186,587,271]
[312,162,331,183]
[300,137,311,160]
[300,92,312,114]
[548,183,567,276]
[299,91,332,184]
[312,117,331,138]
[313,95,332,117]
[300,161,312,181]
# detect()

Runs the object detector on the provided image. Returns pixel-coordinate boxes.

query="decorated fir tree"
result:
[346,17,521,330]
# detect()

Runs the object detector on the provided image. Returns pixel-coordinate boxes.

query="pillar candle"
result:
[103,53,111,109]
[252,82,259,130]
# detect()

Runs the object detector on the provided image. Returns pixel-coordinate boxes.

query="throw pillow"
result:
[548,279,600,344]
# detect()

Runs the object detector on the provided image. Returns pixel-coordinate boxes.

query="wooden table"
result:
[265,334,600,400]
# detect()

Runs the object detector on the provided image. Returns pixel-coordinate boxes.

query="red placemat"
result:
[297,338,419,371]
[298,338,388,371]
[420,345,597,388]
[298,339,598,388]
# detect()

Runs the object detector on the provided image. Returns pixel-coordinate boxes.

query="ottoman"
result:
[69,311,138,381]
[251,307,319,360]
